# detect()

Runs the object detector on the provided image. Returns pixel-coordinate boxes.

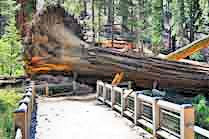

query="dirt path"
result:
[32,95,152,139]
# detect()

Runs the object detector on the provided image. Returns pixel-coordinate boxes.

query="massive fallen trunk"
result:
[23,5,209,94]
[87,48,209,94]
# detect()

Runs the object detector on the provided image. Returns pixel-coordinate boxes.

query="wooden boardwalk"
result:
[33,96,152,139]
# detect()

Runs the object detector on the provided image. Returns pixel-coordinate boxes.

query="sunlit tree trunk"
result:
[151,0,163,54]
[107,0,113,24]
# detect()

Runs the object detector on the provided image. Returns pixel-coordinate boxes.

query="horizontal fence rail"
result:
[14,81,36,139]
[194,126,209,139]
[96,80,209,139]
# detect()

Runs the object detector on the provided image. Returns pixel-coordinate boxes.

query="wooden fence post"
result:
[111,86,116,109]
[96,81,105,102]
[14,103,28,139]
[104,83,113,105]
[153,97,161,138]
[96,80,99,98]
[134,92,139,124]
[134,91,143,124]
[19,97,31,137]
[128,81,132,89]
[103,83,107,102]
[180,104,195,139]
[122,89,133,116]
[73,72,78,92]
[31,81,35,111]
[45,82,49,97]
[121,89,125,116]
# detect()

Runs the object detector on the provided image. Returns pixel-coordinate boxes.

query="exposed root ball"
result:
[23,5,84,75]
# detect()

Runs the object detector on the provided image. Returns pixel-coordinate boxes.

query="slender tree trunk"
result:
[137,0,145,54]
[107,0,113,24]
[120,0,129,29]
[130,7,134,32]
[9,42,15,76]
[172,35,176,52]
[98,1,102,42]
[176,0,185,47]
[84,0,87,16]
[92,0,95,44]
[165,0,172,49]
[111,0,114,48]
[122,16,128,28]
[189,0,195,42]
[201,0,209,63]
[151,0,163,53]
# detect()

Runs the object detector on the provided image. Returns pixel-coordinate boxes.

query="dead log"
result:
[86,47,209,94]
[22,5,209,94]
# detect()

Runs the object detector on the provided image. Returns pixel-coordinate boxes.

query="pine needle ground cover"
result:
[0,88,22,138]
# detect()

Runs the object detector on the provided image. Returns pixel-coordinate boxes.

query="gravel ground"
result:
[31,95,153,139]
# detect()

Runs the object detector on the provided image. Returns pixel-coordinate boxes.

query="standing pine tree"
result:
[199,0,209,63]
[107,0,113,24]
[118,0,130,28]
[185,0,201,42]
[151,0,163,54]
[135,0,152,54]
[171,0,187,49]
[0,0,23,76]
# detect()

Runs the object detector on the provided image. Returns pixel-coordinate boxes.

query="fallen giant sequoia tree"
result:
[23,5,209,94]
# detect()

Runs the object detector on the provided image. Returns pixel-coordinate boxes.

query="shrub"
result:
[193,95,209,130]
[0,89,22,138]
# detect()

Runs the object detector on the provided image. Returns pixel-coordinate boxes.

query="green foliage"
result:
[151,0,163,52]
[171,0,187,47]
[117,0,130,16]
[44,0,85,17]
[193,95,209,130]
[145,127,153,133]
[189,51,204,61]
[136,0,152,43]
[0,89,22,138]
[25,0,36,20]
[0,0,23,76]
[0,17,24,76]
[198,0,209,34]
[63,0,84,17]
[0,0,19,18]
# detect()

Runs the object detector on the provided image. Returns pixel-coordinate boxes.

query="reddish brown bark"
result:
[16,0,31,37]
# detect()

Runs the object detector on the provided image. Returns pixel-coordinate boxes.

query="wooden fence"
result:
[14,81,36,139]
[96,80,209,139]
